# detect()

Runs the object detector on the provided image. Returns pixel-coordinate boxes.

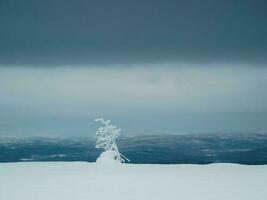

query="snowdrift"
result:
[0,162,266,200]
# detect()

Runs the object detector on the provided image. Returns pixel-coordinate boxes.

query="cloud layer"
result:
[0,0,266,65]
[0,64,267,135]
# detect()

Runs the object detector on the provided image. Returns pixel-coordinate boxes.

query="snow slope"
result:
[0,162,266,200]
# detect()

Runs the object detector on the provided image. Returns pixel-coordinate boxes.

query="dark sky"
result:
[0,0,267,66]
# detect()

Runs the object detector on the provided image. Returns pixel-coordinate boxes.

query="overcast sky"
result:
[1,0,267,65]
[0,0,267,136]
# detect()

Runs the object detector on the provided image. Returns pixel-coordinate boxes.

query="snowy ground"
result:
[0,162,266,200]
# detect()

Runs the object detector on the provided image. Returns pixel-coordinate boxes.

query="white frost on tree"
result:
[95,118,129,164]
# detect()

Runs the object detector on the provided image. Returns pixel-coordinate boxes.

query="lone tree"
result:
[95,118,129,163]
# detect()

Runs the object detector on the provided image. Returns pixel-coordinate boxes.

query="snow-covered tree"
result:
[95,118,129,163]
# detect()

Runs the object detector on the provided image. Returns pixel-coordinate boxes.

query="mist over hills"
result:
[1,133,267,164]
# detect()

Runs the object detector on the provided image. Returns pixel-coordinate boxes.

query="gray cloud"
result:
[0,64,267,136]
[0,0,267,66]
[1,64,267,114]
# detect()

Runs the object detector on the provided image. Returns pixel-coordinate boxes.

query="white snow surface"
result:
[0,162,267,200]
[96,150,123,164]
